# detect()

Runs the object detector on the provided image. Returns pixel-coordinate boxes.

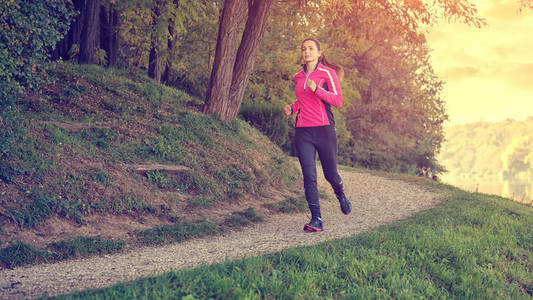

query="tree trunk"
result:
[203,0,247,121]
[148,1,163,82]
[99,3,120,67]
[109,4,120,67]
[99,4,110,65]
[226,0,274,120]
[162,0,180,85]
[52,0,85,60]
[79,0,100,64]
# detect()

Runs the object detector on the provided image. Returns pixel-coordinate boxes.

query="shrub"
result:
[0,241,52,268]
[239,101,289,151]
[48,236,126,260]
[0,0,76,107]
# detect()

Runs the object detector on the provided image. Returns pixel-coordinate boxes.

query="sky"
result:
[426,0,533,126]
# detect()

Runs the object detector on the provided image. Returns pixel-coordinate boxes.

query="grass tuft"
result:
[264,196,307,213]
[7,189,57,228]
[48,236,126,260]
[0,241,53,269]
[224,207,263,228]
[0,236,125,269]
[135,220,221,245]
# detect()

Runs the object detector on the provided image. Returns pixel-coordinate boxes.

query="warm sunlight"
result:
[427,0,533,126]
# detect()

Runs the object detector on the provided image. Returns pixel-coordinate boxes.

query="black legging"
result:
[295,125,344,219]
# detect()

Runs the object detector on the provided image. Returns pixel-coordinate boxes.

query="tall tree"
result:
[52,0,85,60]
[100,1,120,66]
[148,0,164,82]
[203,0,484,121]
[203,0,247,119]
[79,0,100,64]
[204,0,273,121]
[321,1,449,172]
[162,0,180,84]
[225,0,274,120]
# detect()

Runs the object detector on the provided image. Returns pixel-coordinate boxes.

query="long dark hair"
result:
[302,38,344,82]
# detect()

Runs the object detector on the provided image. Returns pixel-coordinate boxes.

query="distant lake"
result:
[440,174,533,205]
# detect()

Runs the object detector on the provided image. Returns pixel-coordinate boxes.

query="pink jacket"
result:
[291,63,343,127]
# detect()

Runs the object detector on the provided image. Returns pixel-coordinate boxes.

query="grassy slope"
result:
[0,62,303,267]
[53,179,533,300]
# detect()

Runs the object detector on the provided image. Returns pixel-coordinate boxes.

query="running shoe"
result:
[337,193,352,215]
[304,217,323,232]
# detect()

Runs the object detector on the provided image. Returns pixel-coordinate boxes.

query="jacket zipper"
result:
[304,72,311,91]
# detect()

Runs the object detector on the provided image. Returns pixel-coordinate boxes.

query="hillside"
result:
[0,62,302,262]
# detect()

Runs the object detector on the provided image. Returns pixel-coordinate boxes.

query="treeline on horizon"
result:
[439,117,533,182]
[2,0,482,175]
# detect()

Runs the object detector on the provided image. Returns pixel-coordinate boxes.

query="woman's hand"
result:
[307,79,317,92]
[283,104,292,116]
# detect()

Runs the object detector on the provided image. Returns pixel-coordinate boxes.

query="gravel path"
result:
[0,169,440,299]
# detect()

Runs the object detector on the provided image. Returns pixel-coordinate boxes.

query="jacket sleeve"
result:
[314,69,342,107]
[290,100,300,115]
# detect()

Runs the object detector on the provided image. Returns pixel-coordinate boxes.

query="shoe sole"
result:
[341,201,352,215]
[303,224,323,232]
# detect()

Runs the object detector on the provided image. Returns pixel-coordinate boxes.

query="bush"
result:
[0,0,76,107]
[0,241,52,268]
[239,101,289,151]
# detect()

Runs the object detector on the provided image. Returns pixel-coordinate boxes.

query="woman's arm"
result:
[314,68,342,107]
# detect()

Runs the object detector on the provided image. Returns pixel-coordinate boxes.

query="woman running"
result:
[283,38,352,232]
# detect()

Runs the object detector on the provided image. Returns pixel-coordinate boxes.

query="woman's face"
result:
[301,40,321,64]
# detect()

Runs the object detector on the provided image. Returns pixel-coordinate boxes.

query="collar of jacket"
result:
[302,62,322,74]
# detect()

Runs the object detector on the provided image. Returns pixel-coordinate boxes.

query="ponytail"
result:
[302,37,344,82]
[319,55,344,82]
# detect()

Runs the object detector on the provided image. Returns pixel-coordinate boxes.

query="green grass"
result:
[1,207,263,268]
[135,220,221,246]
[1,61,299,242]
[188,196,215,208]
[135,207,263,245]
[263,196,307,213]
[0,236,126,269]
[7,189,57,228]
[224,207,263,228]
[52,188,532,299]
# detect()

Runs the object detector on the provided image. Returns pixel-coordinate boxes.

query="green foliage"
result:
[214,165,255,201]
[175,171,215,195]
[0,241,52,269]
[145,170,214,195]
[264,196,307,214]
[0,61,301,269]
[146,171,174,189]
[312,1,448,174]
[0,109,53,183]
[89,168,111,187]
[224,207,263,228]
[188,196,214,208]
[107,193,154,215]
[48,236,126,260]
[0,236,125,268]
[56,190,533,299]
[136,220,220,245]
[77,127,119,149]
[7,189,57,228]
[139,111,233,163]
[239,101,290,151]
[0,0,76,107]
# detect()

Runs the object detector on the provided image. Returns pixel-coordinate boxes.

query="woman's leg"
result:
[315,126,343,196]
[316,126,352,215]
[295,128,321,219]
